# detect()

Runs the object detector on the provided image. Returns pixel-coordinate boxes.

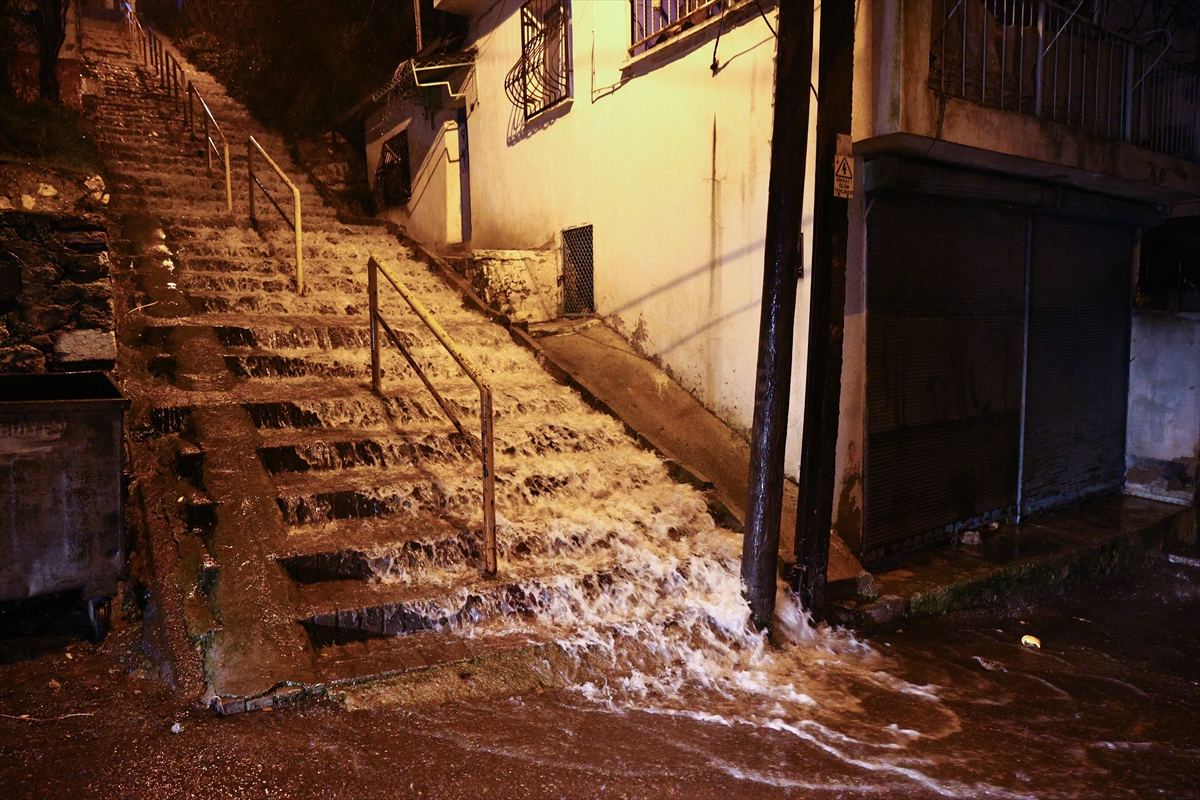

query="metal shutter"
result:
[865,194,1026,564]
[1021,216,1133,513]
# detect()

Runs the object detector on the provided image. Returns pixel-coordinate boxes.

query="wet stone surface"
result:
[2,560,1198,799]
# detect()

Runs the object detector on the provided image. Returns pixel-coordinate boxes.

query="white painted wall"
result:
[1128,313,1200,463]
[388,0,820,477]
[388,120,463,246]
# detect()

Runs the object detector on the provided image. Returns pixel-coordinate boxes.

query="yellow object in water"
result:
[1021,634,1042,649]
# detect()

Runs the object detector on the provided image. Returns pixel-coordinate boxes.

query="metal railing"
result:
[367,255,497,575]
[187,85,233,212]
[930,0,1200,163]
[630,0,728,57]
[120,2,234,212]
[247,136,304,294]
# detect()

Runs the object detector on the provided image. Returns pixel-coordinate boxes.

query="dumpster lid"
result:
[0,372,126,404]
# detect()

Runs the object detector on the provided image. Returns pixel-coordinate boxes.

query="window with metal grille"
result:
[630,0,731,57]
[504,0,572,120]
[374,130,412,208]
[562,225,594,316]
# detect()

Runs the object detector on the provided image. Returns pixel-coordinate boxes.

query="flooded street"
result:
[3,557,1197,799]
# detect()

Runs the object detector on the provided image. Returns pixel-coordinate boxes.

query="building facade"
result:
[361,0,1200,567]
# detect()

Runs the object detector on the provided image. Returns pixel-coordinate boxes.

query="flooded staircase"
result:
[84,19,743,711]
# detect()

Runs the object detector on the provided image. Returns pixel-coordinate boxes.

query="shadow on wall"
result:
[603,237,768,357]
[506,98,572,147]
[396,120,461,245]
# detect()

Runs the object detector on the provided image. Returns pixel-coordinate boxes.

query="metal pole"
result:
[224,144,233,213]
[794,0,855,620]
[481,386,497,575]
[1035,2,1045,117]
[369,259,381,395]
[294,188,304,294]
[413,0,424,53]
[247,140,255,225]
[741,0,815,632]
[1016,216,1032,523]
[204,114,212,176]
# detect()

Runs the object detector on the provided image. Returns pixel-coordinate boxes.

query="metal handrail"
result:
[120,1,233,212]
[247,136,304,294]
[367,255,497,575]
[187,85,234,212]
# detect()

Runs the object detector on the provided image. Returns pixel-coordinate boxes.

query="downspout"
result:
[742,0,816,632]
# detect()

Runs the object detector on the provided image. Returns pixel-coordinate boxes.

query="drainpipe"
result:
[413,0,424,53]
[742,0,816,632]
[794,0,855,619]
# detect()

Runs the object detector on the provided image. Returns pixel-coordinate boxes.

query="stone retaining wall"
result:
[0,211,116,372]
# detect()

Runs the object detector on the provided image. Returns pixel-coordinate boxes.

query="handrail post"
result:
[187,83,194,138]
[294,188,304,294]
[204,114,213,176]
[247,139,256,225]
[369,259,381,394]
[480,386,497,575]
[224,144,233,213]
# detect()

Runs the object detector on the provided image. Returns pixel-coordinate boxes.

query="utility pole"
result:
[794,0,856,619]
[742,0,815,632]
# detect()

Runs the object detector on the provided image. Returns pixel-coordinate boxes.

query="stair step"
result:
[279,514,478,583]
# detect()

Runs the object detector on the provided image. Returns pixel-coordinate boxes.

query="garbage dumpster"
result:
[0,372,129,639]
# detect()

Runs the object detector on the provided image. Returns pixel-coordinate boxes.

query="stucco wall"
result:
[441,0,818,474]
[1126,311,1200,504]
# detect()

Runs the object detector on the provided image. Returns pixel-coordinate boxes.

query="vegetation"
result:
[140,0,420,138]
[0,0,72,101]
[0,92,98,171]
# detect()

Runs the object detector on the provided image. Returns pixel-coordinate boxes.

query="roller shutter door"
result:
[1021,216,1133,512]
[864,194,1025,563]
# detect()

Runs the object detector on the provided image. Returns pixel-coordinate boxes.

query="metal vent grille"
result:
[374,130,411,208]
[562,225,594,316]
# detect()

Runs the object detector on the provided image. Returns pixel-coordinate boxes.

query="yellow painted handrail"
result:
[247,136,304,294]
[367,255,497,575]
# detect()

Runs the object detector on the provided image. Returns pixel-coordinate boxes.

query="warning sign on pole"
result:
[833,133,853,199]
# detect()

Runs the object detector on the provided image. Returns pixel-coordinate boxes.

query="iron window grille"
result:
[504,0,572,120]
[630,0,732,57]
[562,225,594,316]
[374,130,412,208]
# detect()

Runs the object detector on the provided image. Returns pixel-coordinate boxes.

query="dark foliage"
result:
[0,92,98,169]
[143,0,420,137]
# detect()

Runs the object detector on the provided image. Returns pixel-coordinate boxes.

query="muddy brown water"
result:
[2,559,1197,799]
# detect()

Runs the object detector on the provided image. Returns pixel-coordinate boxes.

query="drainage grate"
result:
[562,224,594,315]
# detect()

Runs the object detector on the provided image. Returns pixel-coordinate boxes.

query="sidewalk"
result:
[525,320,1197,628]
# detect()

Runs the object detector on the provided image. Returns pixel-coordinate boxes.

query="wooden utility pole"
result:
[794,0,856,619]
[742,0,815,631]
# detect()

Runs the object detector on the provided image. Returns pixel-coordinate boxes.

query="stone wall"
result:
[0,212,116,372]
[456,249,561,324]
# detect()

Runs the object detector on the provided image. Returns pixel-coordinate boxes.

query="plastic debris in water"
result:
[960,530,982,546]
[973,655,1005,671]
[1021,634,1041,649]
[170,722,183,735]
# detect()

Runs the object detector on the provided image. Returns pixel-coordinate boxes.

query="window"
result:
[504,0,572,120]
[630,0,729,57]
[374,130,412,208]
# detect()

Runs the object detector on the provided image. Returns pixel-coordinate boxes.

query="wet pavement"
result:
[3,557,1197,799]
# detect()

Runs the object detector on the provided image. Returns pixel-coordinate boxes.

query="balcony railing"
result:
[930,0,1200,163]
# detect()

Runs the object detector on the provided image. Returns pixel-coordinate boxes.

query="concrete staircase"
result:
[84,19,735,712]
